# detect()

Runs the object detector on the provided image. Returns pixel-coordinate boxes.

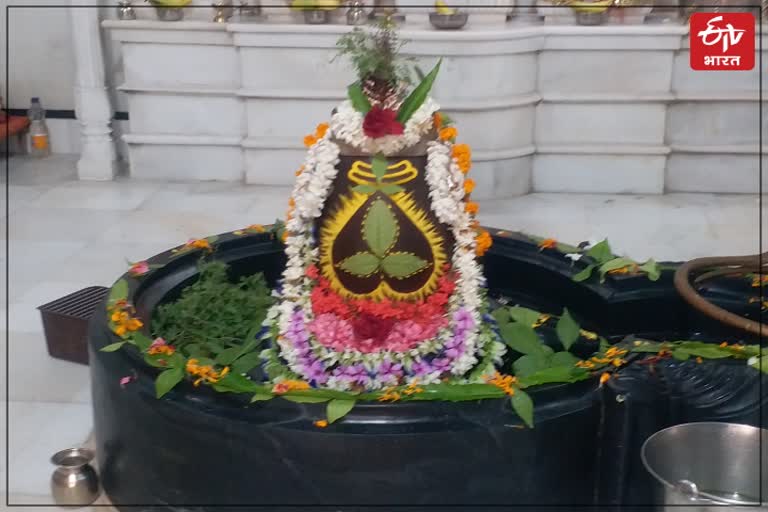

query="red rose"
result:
[362,107,404,139]
[352,313,395,343]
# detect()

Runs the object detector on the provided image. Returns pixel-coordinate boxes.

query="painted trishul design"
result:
[319,156,449,302]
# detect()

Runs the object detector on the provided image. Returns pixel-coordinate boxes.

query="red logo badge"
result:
[690,13,754,71]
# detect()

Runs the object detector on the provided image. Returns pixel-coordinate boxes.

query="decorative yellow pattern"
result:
[348,160,418,187]
[319,191,447,302]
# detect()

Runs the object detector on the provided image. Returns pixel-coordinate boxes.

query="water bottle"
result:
[28,97,50,158]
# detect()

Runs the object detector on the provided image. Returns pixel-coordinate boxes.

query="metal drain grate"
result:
[38,286,109,365]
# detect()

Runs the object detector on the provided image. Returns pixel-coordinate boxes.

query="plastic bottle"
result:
[28,97,50,157]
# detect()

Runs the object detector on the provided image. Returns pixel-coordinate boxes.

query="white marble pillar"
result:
[70,1,118,180]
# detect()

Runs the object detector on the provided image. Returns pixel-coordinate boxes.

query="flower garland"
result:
[267,103,505,391]
[330,98,440,156]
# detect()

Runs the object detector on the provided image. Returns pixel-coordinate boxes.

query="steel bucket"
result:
[642,422,768,510]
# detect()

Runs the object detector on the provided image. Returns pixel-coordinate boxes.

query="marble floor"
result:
[1,154,764,510]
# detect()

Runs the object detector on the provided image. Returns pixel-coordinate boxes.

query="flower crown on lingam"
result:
[263,18,502,391]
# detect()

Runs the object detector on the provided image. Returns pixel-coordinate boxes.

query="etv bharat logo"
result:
[690,13,755,71]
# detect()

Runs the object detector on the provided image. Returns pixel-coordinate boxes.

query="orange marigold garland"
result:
[475,230,493,257]
[452,143,472,174]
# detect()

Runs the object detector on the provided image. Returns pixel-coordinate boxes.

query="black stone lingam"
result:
[88,230,766,510]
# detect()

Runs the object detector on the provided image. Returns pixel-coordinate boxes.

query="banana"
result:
[150,0,191,7]
[435,0,457,15]
[569,0,611,12]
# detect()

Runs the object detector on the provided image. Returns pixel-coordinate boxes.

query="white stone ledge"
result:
[103,20,232,45]
[237,89,541,110]
[118,84,237,96]
[541,93,675,103]
[537,144,670,155]
[674,91,764,102]
[123,134,242,146]
[670,144,767,154]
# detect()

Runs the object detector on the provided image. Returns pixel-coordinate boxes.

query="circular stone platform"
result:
[88,229,762,510]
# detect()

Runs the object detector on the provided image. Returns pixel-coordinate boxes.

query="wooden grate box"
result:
[38,286,109,365]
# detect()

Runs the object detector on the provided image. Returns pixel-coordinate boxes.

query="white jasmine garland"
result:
[330,98,440,156]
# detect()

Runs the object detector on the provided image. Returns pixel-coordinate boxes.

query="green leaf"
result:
[550,351,579,367]
[132,333,154,351]
[101,341,126,352]
[556,308,580,351]
[282,396,331,404]
[363,199,397,257]
[518,366,590,388]
[585,240,613,264]
[511,389,534,428]
[507,306,542,327]
[639,258,661,281]
[232,352,263,375]
[155,367,184,398]
[672,349,690,361]
[573,264,596,282]
[212,373,258,394]
[381,252,428,279]
[599,337,611,353]
[409,383,505,402]
[251,392,273,402]
[215,347,242,366]
[339,252,380,277]
[513,353,550,378]
[491,307,511,326]
[500,323,546,356]
[379,184,404,195]
[327,398,356,424]
[352,184,377,195]
[396,58,442,124]
[371,154,388,181]
[599,257,636,282]
[108,279,128,305]
[749,355,768,373]
[348,81,371,114]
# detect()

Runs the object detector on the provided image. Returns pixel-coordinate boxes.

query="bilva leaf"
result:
[499,323,546,356]
[327,398,356,424]
[348,81,371,114]
[513,353,550,378]
[155,367,184,398]
[379,184,404,195]
[585,239,613,264]
[132,333,154,352]
[251,392,273,402]
[371,154,388,181]
[639,258,661,281]
[550,351,579,367]
[396,58,442,124]
[363,199,397,257]
[749,355,768,373]
[108,279,128,305]
[556,308,580,351]
[511,389,534,428]
[672,349,690,361]
[508,306,542,327]
[339,252,380,277]
[573,264,596,282]
[491,307,511,326]
[353,184,377,195]
[381,252,428,279]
